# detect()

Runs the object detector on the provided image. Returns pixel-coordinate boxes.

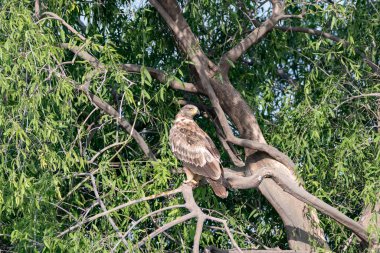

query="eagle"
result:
[169,104,228,198]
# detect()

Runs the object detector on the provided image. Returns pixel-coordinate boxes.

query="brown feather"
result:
[169,112,228,198]
[206,179,228,198]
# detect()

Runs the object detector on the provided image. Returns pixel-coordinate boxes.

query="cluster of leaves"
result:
[0,0,379,252]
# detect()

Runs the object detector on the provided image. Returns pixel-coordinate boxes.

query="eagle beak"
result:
[195,108,200,116]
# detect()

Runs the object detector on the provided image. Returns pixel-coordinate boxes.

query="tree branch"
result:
[224,166,370,244]
[89,174,129,248]
[121,64,199,93]
[219,0,285,73]
[83,90,156,160]
[275,26,380,75]
[39,12,86,41]
[60,44,199,93]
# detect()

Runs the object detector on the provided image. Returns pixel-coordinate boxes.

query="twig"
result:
[111,204,186,252]
[88,139,130,164]
[89,174,129,248]
[38,12,86,41]
[335,93,380,110]
[58,187,183,237]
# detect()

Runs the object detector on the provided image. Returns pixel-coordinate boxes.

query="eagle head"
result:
[177,104,200,119]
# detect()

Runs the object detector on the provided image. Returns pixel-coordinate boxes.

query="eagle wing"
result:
[169,120,221,180]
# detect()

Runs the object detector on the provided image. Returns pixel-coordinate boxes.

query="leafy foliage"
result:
[0,0,379,252]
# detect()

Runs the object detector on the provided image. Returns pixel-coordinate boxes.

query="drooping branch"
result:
[38,12,86,41]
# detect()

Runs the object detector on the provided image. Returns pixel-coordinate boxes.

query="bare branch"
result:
[193,217,205,253]
[224,166,370,244]
[34,0,40,19]
[111,205,186,252]
[136,212,197,249]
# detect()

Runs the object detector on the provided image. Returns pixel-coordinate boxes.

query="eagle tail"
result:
[206,178,228,198]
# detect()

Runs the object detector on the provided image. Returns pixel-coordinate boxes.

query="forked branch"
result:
[224,167,370,244]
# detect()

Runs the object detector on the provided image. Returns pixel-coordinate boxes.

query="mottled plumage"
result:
[169,105,228,198]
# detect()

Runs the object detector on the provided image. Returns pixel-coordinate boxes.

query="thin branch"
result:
[219,0,285,73]
[60,44,199,93]
[193,217,205,253]
[275,26,380,75]
[88,140,130,164]
[135,212,197,249]
[335,93,380,109]
[82,89,156,160]
[39,12,86,41]
[111,204,186,252]
[58,186,183,237]
[89,174,129,248]
[121,64,199,93]
[34,0,40,19]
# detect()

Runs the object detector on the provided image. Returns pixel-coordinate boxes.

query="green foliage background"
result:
[0,0,379,252]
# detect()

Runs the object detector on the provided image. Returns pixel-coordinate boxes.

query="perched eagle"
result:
[169,104,228,198]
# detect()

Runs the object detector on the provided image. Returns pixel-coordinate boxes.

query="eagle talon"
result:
[184,179,198,185]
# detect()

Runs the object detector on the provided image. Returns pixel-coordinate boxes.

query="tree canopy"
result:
[0,0,379,252]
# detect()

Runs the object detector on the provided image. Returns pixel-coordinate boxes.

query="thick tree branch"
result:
[224,166,370,244]
[60,43,199,93]
[149,0,295,170]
